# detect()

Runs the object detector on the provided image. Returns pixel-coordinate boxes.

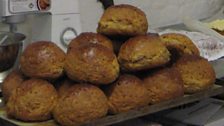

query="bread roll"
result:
[6,79,58,121]
[118,35,170,71]
[160,33,200,57]
[97,4,148,36]
[20,41,65,79]
[2,70,25,102]
[53,84,108,126]
[65,43,119,85]
[106,74,149,114]
[68,32,113,51]
[174,55,215,94]
[143,68,184,104]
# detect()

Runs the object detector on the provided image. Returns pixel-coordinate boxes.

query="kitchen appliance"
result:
[1,0,224,48]
[0,32,25,83]
[0,0,82,51]
[0,0,82,84]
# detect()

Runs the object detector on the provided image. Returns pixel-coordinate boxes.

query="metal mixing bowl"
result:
[0,32,26,83]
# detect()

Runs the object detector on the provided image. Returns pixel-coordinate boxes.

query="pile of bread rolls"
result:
[2,4,216,126]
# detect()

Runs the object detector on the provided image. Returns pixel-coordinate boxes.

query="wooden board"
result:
[0,84,224,126]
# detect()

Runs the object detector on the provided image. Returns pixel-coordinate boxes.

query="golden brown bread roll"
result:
[6,79,58,121]
[97,4,148,36]
[2,70,25,102]
[106,74,149,114]
[118,35,170,71]
[53,84,108,126]
[65,43,119,85]
[20,41,65,79]
[160,33,200,57]
[68,32,113,51]
[143,68,184,104]
[174,55,215,94]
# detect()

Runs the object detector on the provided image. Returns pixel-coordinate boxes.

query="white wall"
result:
[79,0,104,32]
[80,0,224,31]
[1,0,224,43]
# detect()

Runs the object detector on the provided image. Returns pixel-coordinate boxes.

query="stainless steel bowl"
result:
[0,32,26,83]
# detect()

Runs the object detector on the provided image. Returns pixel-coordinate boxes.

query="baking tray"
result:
[0,84,223,126]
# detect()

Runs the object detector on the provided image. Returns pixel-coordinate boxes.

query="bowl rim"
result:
[0,32,26,46]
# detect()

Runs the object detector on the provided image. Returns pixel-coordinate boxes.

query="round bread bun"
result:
[174,55,215,94]
[106,74,149,114]
[97,4,148,36]
[53,84,108,126]
[65,43,119,85]
[143,68,184,104]
[160,33,200,58]
[68,32,113,51]
[2,70,25,102]
[20,41,65,79]
[118,35,170,71]
[6,79,58,121]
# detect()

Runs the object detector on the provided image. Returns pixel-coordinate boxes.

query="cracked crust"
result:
[20,41,65,79]
[65,43,119,85]
[6,79,58,122]
[53,84,108,126]
[97,4,148,36]
[143,68,184,104]
[160,33,200,56]
[118,35,170,71]
[2,70,25,103]
[105,74,149,114]
[68,32,113,51]
[174,55,216,94]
